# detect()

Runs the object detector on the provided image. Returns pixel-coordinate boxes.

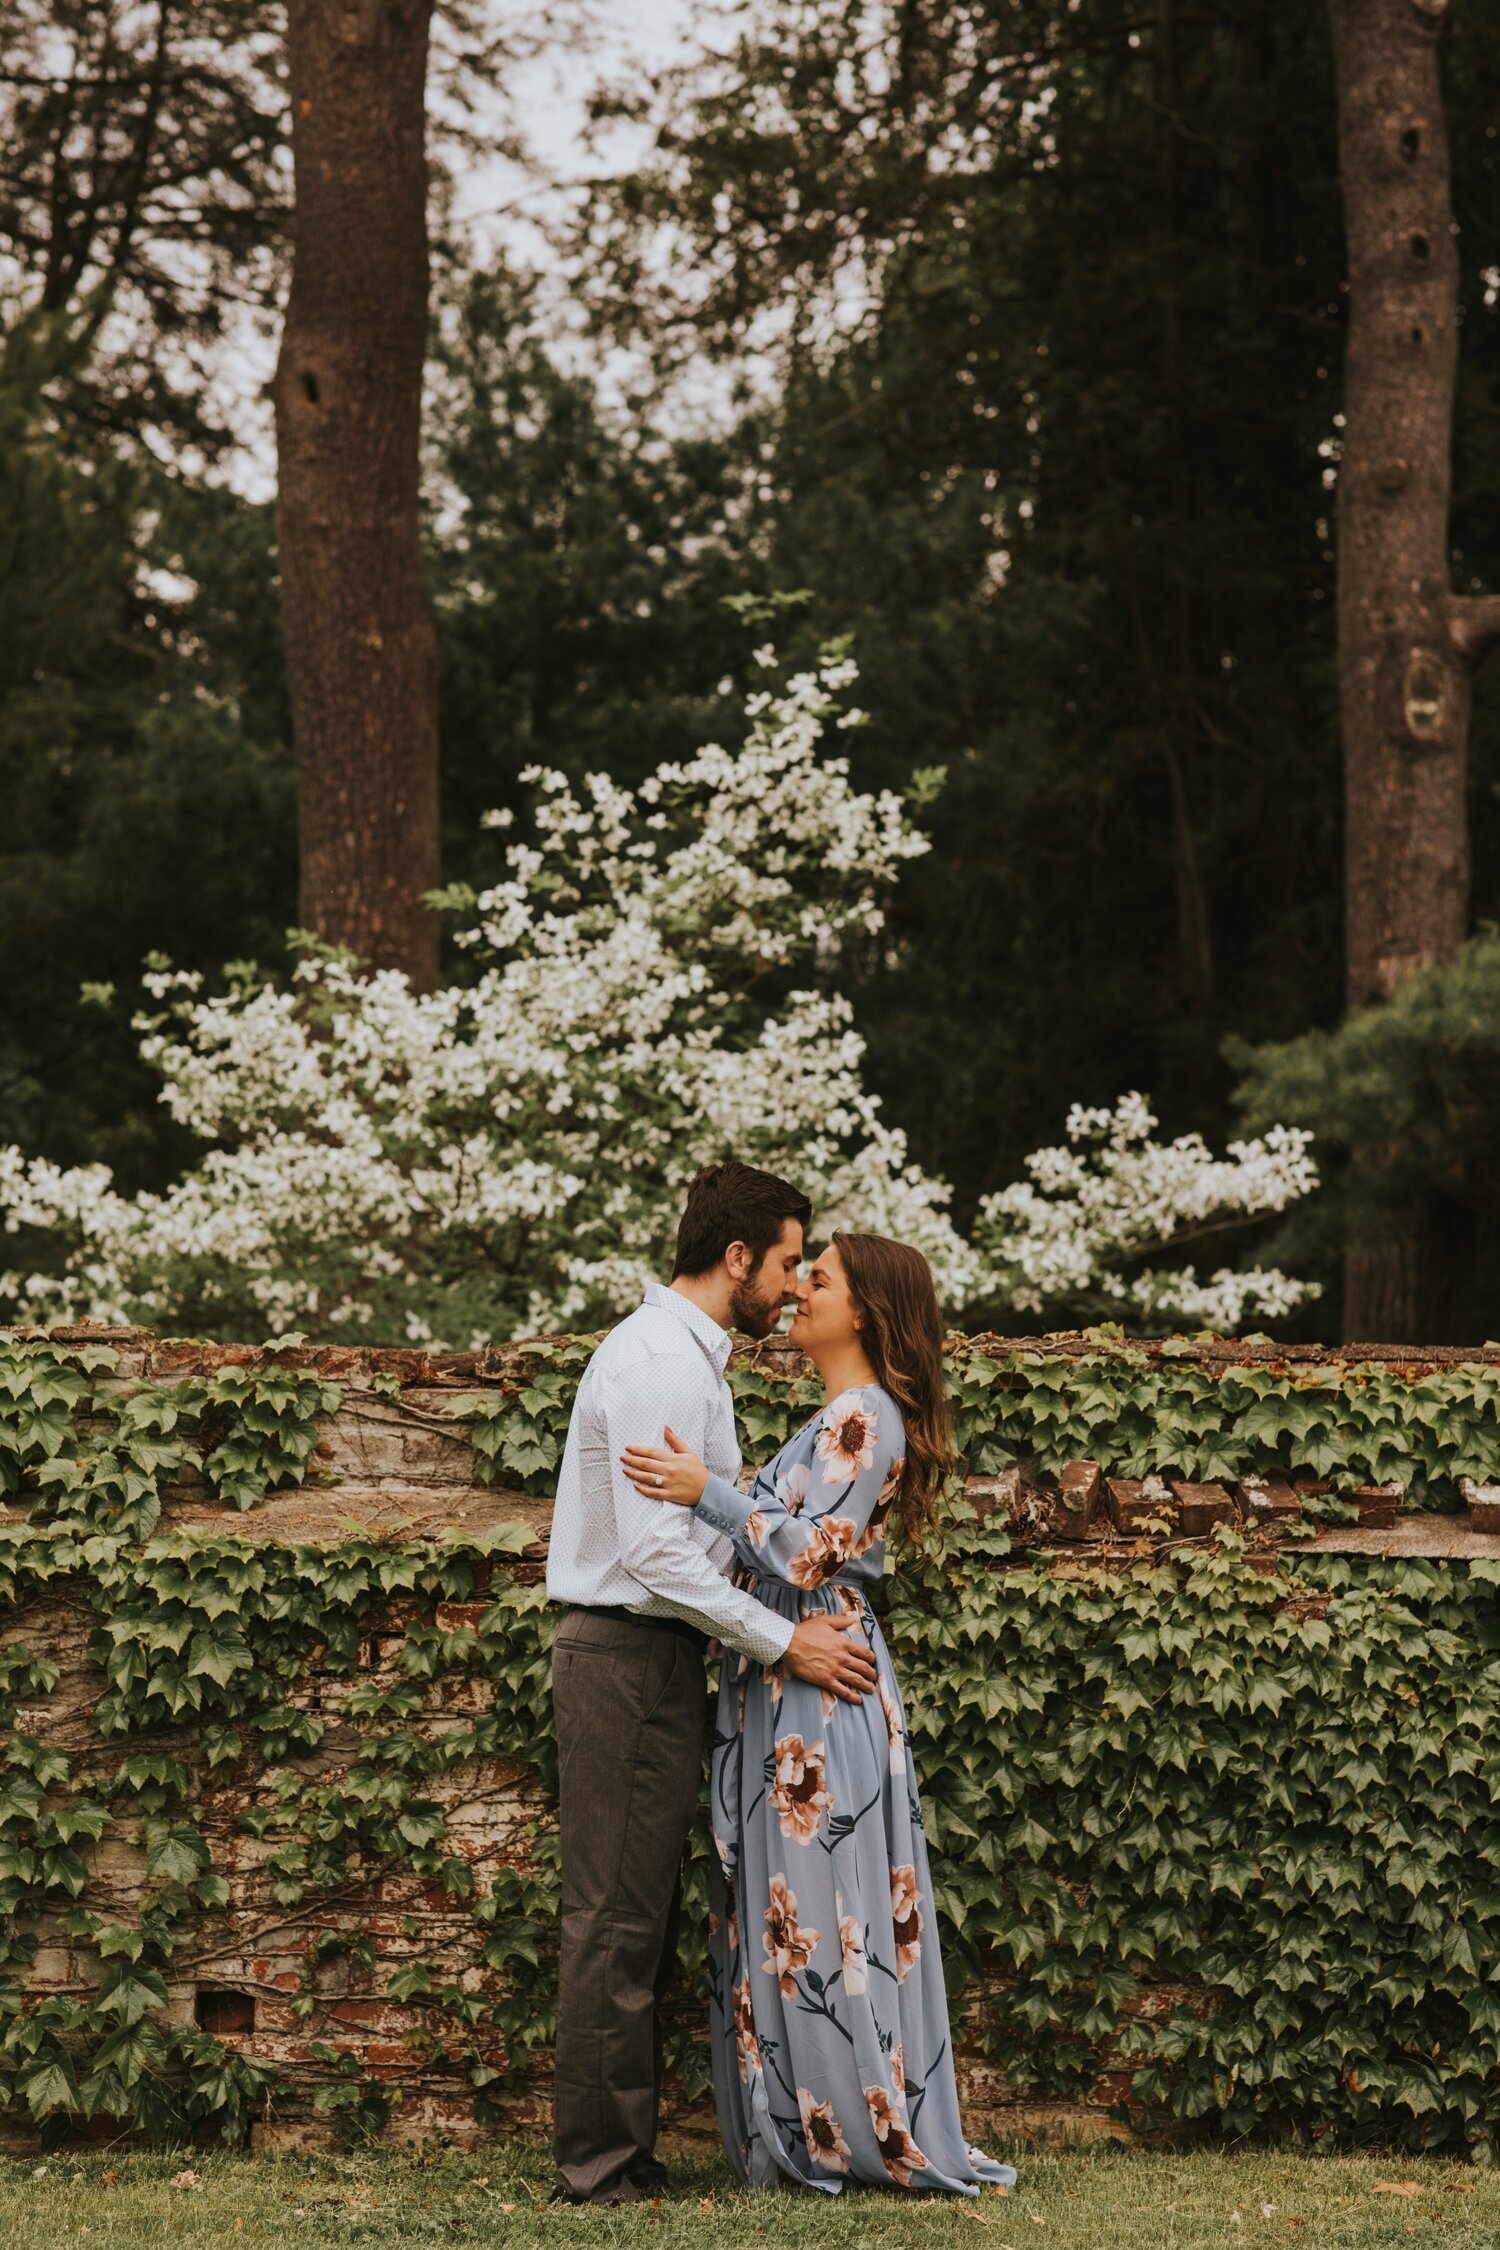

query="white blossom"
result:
[974,1094,1321,1330]
[0,660,1319,1345]
[0,656,964,1342]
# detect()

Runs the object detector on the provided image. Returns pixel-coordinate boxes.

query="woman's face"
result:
[790,1242,861,1354]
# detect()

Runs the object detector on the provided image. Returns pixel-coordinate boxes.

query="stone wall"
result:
[7,1325,1500,2155]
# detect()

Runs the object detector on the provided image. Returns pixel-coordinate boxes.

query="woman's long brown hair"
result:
[831,1229,957,1546]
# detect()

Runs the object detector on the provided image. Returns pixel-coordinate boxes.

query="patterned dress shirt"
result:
[545,1282,797,1668]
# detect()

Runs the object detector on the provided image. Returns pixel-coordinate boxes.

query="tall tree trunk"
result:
[1327,0,1500,1339]
[1155,0,1216,1021]
[274,0,441,988]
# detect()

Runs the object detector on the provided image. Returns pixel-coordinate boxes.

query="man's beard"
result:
[729,1273,787,1340]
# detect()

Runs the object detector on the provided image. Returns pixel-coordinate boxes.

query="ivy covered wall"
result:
[6,1326,1500,2157]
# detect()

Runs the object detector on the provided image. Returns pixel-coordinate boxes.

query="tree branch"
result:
[1449,594,1500,668]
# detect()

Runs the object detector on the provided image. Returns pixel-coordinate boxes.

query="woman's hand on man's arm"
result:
[619,1425,708,1505]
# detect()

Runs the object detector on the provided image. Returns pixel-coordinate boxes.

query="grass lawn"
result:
[1,2143,1498,2250]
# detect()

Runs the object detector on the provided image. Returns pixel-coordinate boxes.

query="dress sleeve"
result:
[693,1387,902,1591]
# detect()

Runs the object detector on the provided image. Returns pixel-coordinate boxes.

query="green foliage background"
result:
[8,1332,1500,2155]
[7,7,1500,1333]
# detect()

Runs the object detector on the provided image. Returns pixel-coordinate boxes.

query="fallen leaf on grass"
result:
[101,2171,118,2189]
[1375,2183,1421,2198]
[169,2171,203,2192]
[1229,2213,1242,2229]
[699,2196,716,2212]
[1445,2183,1476,2193]
[1260,2205,1276,2220]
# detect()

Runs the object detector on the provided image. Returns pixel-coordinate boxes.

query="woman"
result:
[620,1230,1016,2199]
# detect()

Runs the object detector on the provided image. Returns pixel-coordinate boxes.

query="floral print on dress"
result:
[814,1398,880,1484]
[891,1865,923,1982]
[768,1733,835,1844]
[799,2090,852,2172]
[864,2086,930,2187]
[855,1459,902,1556]
[762,1874,819,1997]
[837,1902,869,1996]
[878,1677,907,1776]
[786,1514,859,1589]
[733,1975,762,2080]
[696,1388,894,1596]
[699,1383,1016,2201]
[776,1461,811,1515]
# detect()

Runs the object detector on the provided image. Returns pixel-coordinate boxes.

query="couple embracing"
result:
[546,1162,1015,2204]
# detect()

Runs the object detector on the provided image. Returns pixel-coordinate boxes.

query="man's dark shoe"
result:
[549,2180,647,2207]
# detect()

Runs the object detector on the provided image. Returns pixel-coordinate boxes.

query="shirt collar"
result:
[643,1280,733,1376]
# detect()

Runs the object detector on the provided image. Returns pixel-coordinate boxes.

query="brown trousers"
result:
[551,1607,708,2203]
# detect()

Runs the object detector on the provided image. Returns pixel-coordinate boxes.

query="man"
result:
[546,1161,879,2205]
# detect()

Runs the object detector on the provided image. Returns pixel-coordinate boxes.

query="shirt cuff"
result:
[695,1472,756,1538]
[748,1609,796,1665]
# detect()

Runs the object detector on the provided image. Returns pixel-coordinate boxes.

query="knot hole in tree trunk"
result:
[303,371,321,405]
[1403,650,1448,742]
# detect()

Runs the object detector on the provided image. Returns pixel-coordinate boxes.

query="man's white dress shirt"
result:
[546,1282,796,1669]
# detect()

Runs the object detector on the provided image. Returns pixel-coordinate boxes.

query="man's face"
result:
[728,1219,805,1339]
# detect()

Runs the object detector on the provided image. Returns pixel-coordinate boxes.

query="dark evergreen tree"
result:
[575,0,1500,1293]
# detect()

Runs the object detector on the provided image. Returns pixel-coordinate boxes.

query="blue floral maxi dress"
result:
[691,1384,1017,2197]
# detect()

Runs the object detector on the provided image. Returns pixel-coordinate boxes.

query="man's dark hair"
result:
[671,1162,812,1279]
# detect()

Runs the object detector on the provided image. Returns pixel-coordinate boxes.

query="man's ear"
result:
[724,1239,754,1282]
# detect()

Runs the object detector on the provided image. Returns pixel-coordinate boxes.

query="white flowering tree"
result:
[0,650,1321,1345]
[0,651,983,1346]
[974,1093,1321,1332]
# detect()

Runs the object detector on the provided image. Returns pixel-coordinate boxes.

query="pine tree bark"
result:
[1155,0,1216,1025]
[274,0,441,988]
[1328,0,1500,1339]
